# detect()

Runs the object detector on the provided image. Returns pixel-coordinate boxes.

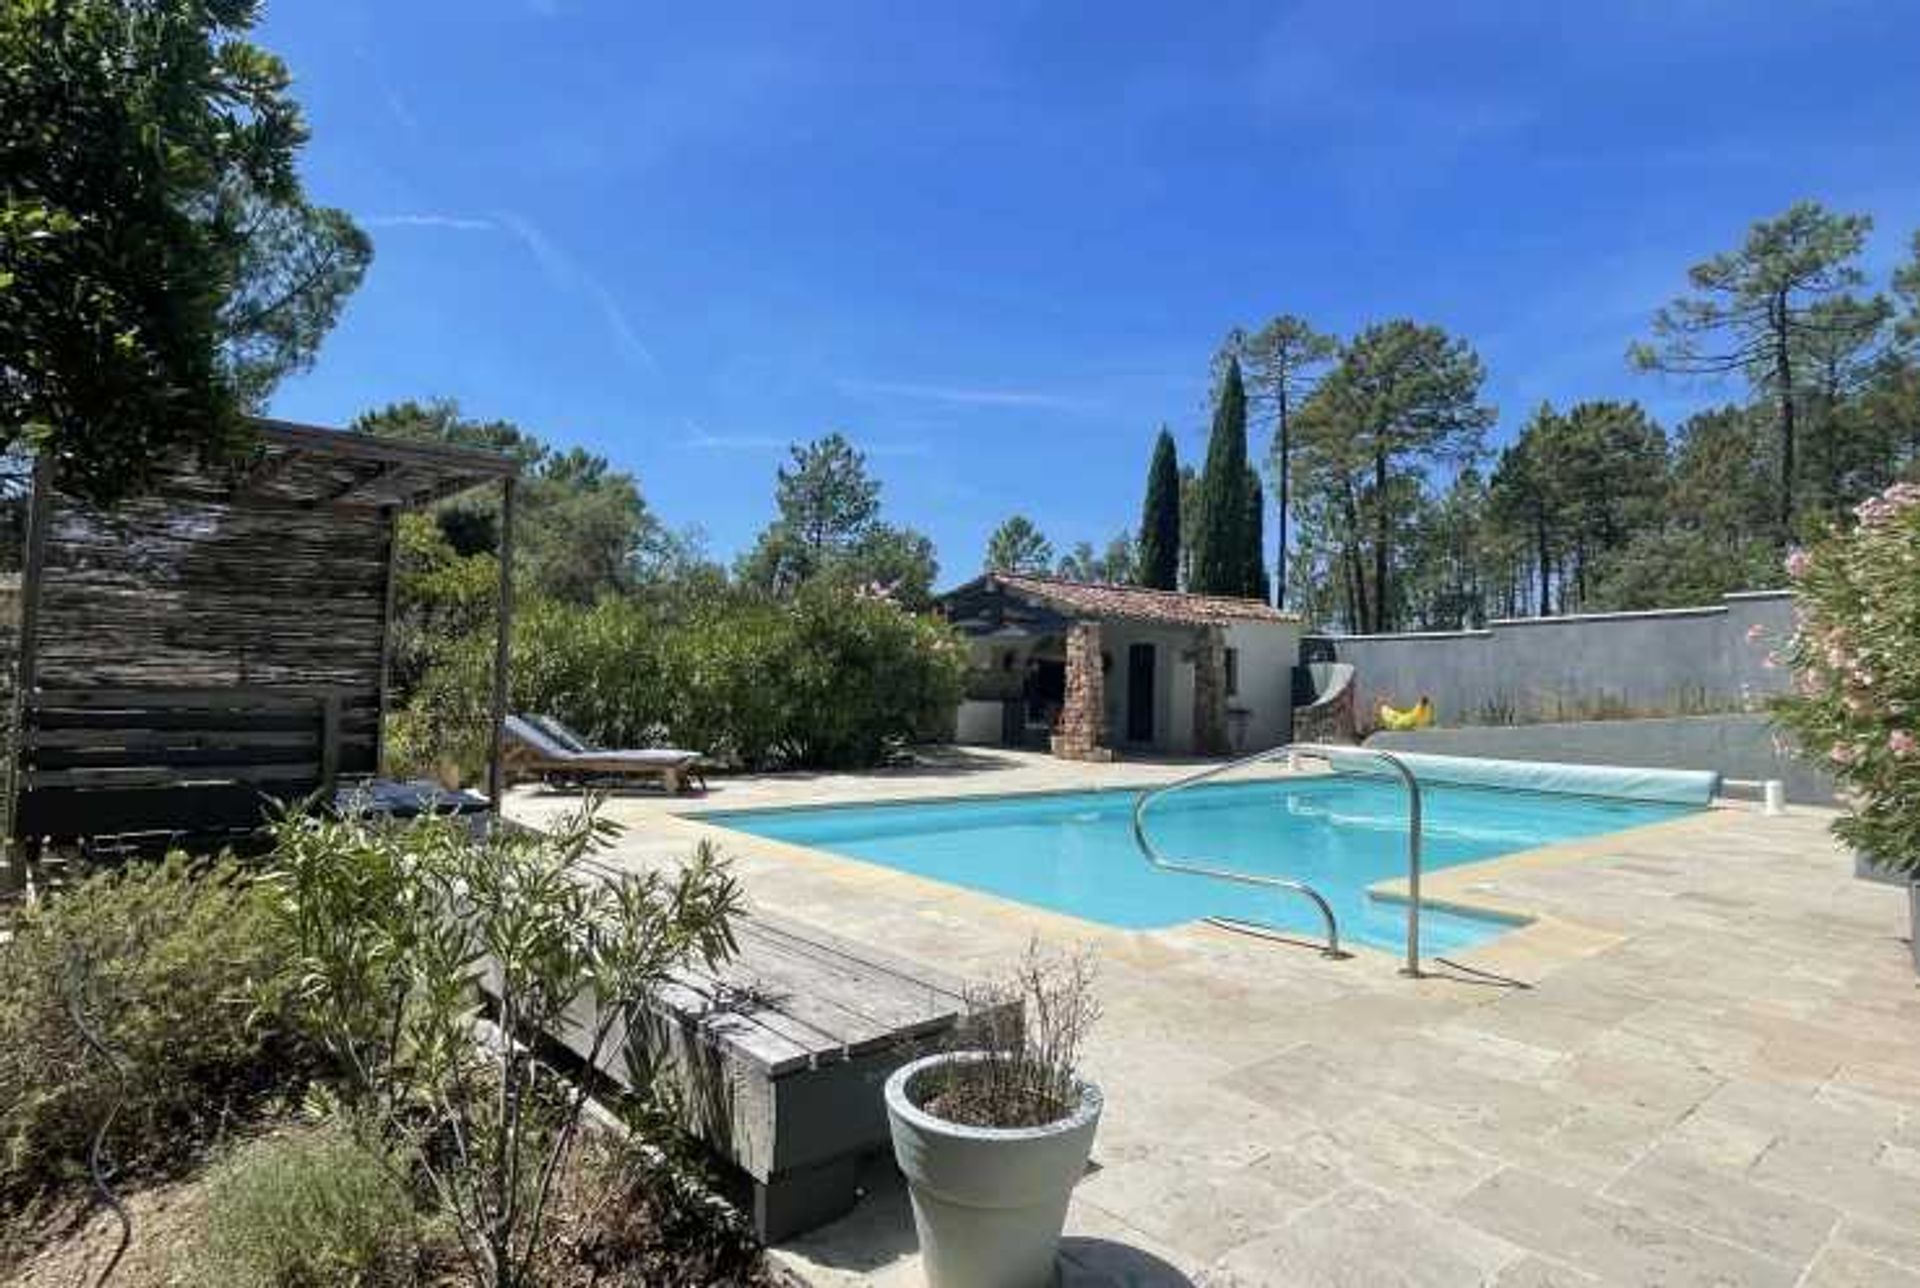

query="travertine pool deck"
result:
[509,749,1920,1287]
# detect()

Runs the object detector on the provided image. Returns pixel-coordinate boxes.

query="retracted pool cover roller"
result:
[1328,750,1721,807]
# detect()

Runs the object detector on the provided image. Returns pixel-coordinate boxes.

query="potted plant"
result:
[885,945,1101,1288]
[1771,480,1920,974]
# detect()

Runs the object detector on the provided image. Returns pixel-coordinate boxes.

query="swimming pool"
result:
[703,777,1696,954]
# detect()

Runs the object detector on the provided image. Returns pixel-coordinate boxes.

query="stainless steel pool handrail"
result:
[1130,743,1425,975]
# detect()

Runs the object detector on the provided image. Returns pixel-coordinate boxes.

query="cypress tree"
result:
[1137,428,1181,589]
[1243,469,1270,601]
[1191,357,1250,594]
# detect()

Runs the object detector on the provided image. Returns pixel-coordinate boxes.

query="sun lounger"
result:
[502,714,705,794]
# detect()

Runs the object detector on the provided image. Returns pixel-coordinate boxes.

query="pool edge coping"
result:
[629,785,1801,976]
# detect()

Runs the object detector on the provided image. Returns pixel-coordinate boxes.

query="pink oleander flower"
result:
[1830,743,1860,766]
[1854,482,1920,529]
[1891,730,1917,758]
[1785,548,1812,578]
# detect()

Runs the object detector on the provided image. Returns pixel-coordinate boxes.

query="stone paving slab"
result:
[508,750,1920,1287]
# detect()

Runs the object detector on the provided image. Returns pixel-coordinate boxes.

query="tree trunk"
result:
[1772,291,1796,539]
[1338,477,1370,633]
[1823,359,1843,511]
[1534,511,1551,617]
[1275,383,1289,610]
[1372,448,1390,633]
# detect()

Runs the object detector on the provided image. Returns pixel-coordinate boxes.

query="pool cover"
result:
[1328,749,1720,806]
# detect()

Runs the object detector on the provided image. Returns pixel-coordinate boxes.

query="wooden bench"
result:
[537,910,1008,1240]
[12,686,358,848]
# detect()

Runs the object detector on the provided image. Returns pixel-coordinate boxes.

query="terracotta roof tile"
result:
[986,572,1299,627]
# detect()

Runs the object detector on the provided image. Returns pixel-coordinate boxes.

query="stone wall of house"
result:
[1191,625,1229,756]
[1050,621,1111,761]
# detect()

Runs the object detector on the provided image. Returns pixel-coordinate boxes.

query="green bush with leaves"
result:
[392,582,966,781]
[196,1124,422,1288]
[266,804,742,1288]
[1773,481,1920,872]
[0,857,310,1209]
[776,581,967,765]
[658,596,795,770]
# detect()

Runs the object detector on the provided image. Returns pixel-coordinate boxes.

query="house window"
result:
[1224,648,1240,697]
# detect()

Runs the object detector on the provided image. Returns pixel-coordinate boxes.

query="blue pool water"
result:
[704,778,1694,954]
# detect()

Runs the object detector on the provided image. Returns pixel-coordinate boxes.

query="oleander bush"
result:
[1772,480,1920,872]
[267,804,743,1288]
[393,581,966,780]
[0,856,311,1210]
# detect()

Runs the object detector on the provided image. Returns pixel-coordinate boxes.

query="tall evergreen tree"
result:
[1191,358,1251,595]
[984,514,1054,574]
[1235,316,1337,607]
[1631,201,1879,538]
[0,0,369,502]
[1242,470,1270,601]
[1296,322,1493,631]
[1136,428,1181,589]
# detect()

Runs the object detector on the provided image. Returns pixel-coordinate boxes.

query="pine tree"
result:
[1190,358,1251,595]
[1136,428,1181,589]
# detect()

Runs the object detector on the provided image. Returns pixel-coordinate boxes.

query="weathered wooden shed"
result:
[7,420,518,854]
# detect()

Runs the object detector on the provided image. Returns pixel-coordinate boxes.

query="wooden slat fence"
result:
[14,687,349,843]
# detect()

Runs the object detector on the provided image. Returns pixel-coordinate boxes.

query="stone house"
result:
[938,572,1303,761]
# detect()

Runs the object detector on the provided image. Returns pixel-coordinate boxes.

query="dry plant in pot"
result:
[884,943,1101,1288]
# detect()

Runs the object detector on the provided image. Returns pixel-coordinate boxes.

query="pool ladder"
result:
[1130,743,1427,976]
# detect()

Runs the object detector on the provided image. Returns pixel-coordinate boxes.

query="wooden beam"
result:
[404,471,499,509]
[6,455,52,867]
[487,475,516,813]
[320,693,341,795]
[314,462,400,507]
[233,447,306,497]
[256,420,520,479]
[375,508,401,774]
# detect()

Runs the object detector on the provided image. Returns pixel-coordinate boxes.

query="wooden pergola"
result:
[7,419,519,857]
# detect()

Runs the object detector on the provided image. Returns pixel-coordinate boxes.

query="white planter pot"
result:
[885,1052,1103,1288]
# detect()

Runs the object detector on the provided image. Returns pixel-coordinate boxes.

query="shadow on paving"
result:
[1058,1237,1199,1286]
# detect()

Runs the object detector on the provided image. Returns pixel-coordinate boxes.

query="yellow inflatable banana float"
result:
[1377,696,1435,731]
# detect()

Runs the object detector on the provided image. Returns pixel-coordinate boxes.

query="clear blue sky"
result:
[261,0,1920,581]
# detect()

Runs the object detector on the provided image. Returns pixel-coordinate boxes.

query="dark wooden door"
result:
[1126,643,1155,743]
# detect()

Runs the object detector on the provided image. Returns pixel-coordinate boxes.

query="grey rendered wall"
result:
[1310,591,1797,726]
[1368,713,1836,804]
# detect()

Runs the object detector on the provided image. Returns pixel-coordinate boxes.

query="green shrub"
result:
[775,582,967,767]
[196,1124,421,1288]
[660,596,799,769]
[268,804,742,1288]
[0,856,311,1209]
[392,583,967,779]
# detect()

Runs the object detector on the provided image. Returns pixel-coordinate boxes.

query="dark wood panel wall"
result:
[32,467,392,775]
